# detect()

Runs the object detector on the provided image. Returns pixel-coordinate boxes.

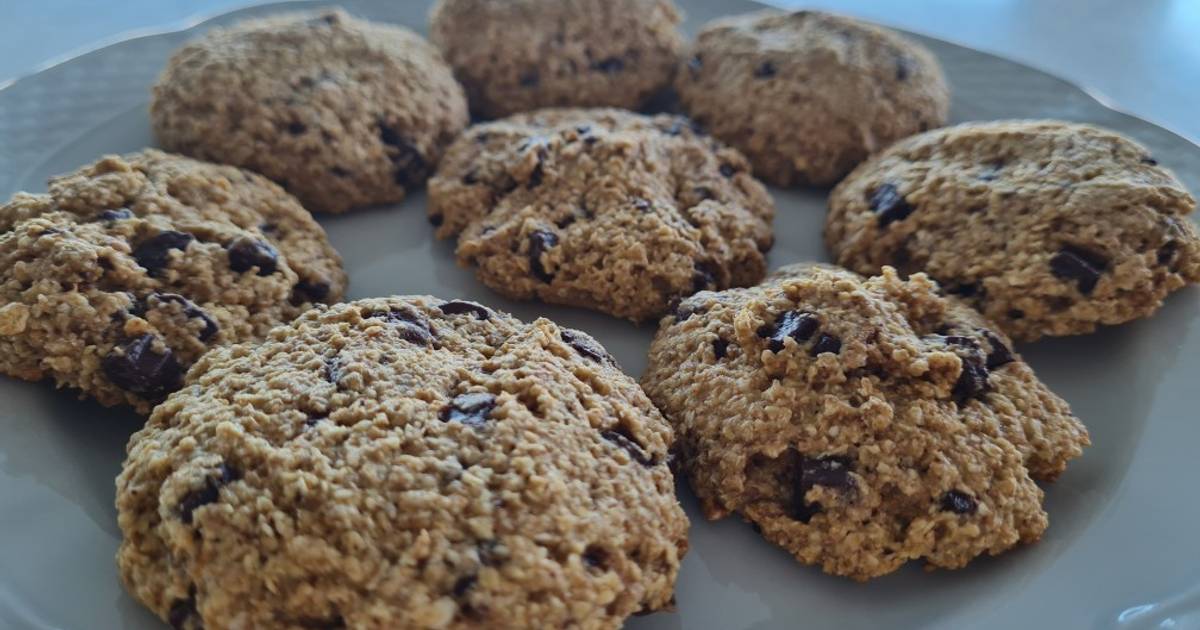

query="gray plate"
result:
[1,1,1198,629]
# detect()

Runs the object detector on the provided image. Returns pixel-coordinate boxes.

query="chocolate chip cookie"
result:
[429,0,685,118]
[152,9,468,214]
[824,120,1200,341]
[428,108,776,321]
[116,296,688,629]
[676,10,949,187]
[642,263,1088,580]
[0,150,346,413]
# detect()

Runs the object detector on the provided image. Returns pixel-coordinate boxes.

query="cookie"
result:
[0,150,346,413]
[676,10,949,187]
[642,263,1089,580]
[429,0,685,118]
[116,295,688,629]
[152,9,469,214]
[824,120,1200,341]
[428,108,776,321]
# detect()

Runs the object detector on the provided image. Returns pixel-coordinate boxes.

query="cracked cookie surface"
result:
[0,150,345,413]
[429,0,684,118]
[824,120,1200,341]
[152,8,468,214]
[642,263,1088,580]
[116,296,688,629]
[676,10,949,187]
[428,108,775,321]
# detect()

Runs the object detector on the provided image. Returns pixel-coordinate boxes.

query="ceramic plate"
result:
[2,1,1199,628]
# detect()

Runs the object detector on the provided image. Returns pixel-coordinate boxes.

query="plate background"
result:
[1,1,1198,628]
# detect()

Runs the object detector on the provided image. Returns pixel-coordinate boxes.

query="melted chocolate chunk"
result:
[561,329,609,363]
[1158,240,1179,266]
[452,575,477,598]
[287,121,307,135]
[601,426,655,466]
[439,300,492,320]
[133,231,194,275]
[792,455,855,523]
[227,237,279,276]
[981,330,1014,368]
[527,230,559,282]
[377,122,429,187]
[712,337,729,359]
[692,261,719,292]
[167,593,197,630]
[102,335,183,396]
[441,392,497,427]
[179,463,240,524]
[940,490,978,515]
[952,357,989,402]
[719,163,736,177]
[154,293,219,341]
[1049,245,1108,294]
[368,308,433,344]
[810,333,842,356]
[583,545,609,571]
[758,311,820,353]
[632,197,652,212]
[870,183,914,226]
[96,208,134,222]
[754,61,777,78]
[945,281,982,298]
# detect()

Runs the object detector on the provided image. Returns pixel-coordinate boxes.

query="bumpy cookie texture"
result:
[152,9,468,214]
[116,296,688,629]
[429,0,685,118]
[0,150,346,413]
[642,264,1088,580]
[676,10,949,187]
[825,120,1200,341]
[429,108,776,321]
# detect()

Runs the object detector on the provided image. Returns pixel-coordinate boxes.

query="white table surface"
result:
[2,0,1198,144]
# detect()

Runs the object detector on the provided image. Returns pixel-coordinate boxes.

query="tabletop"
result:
[3,0,1198,144]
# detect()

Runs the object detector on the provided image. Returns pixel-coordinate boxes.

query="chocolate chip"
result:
[692,261,719,293]
[519,70,540,87]
[227,237,279,276]
[719,163,736,177]
[693,186,715,200]
[368,308,433,344]
[978,160,1005,181]
[754,61,777,78]
[441,392,496,427]
[293,279,331,303]
[712,337,729,359]
[758,311,819,353]
[1007,309,1025,320]
[1158,240,1179,266]
[673,302,700,323]
[102,335,183,396]
[952,357,989,402]
[583,545,609,571]
[528,230,558,282]
[133,231,193,275]
[591,57,624,73]
[1141,156,1159,166]
[287,121,307,135]
[792,455,854,523]
[330,166,350,178]
[461,170,479,185]
[154,293,219,341]
[810,333,841,356]
[940,490,977,515]
[298,615,345,630]
[632,197,651,212]
[428,213,444,227]
[561,329,609,363]
[323,357,340,384]
[439,300,492,320]
[96,208,134,222]
[982,331,1014,369]
[943,335,978,349]
[870,183,914,226]
[179,463,240,524]
[1050,245,1108,294]
[167,593,197,630]
[601,426,655,466]
[377,122,429,188]
[452,575,477,598]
